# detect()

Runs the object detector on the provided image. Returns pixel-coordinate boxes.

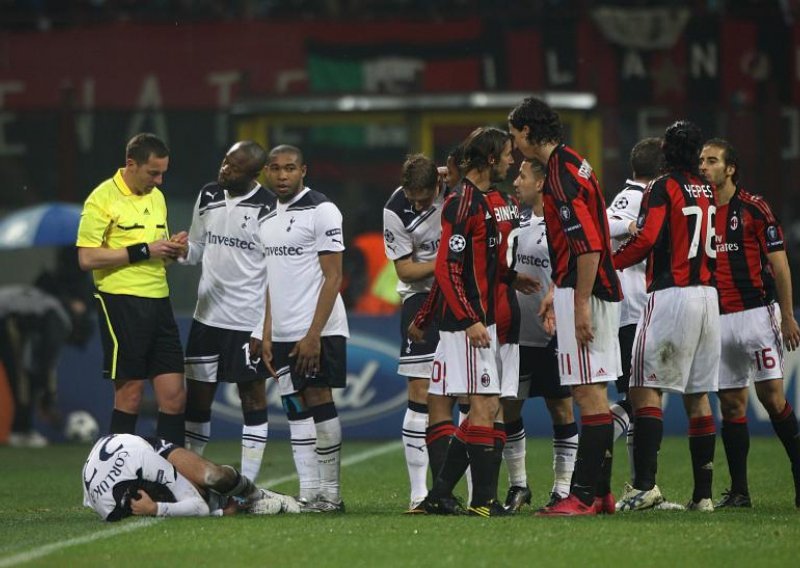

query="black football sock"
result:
[769,402,800,501]
[689,415,716,502]
[465,425,499,507]
[596,426,614,497]
[571,413,612,506]
[426,420,456,481]
[157,411,185,447]
[429,421,469,499]
[110,409,138,435]
[721,417,750,495]
[633,407,663,491]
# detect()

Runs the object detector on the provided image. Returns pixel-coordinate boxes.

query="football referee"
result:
[77,133,187,445]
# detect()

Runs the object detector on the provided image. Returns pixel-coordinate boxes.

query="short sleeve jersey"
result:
[82,434,209,521]
[76,170,170,298]
[543,145,622,302]
[513,209,553,347]
[484,188,521,344]
[382,186,445,301]
[715,186,784,314]
[607,180,647,326]
[258,187,349,342]
[182,182,277,331]
[614,171,715,292]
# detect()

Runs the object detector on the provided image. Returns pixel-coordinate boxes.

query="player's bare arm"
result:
[767,249,800,351]
[260,286,278,378]
[77,239,185,270]
[290,251,343,375]
[511,272,541,294]
[574,252,600,346]
[538,282,556,335]
[394,257,435,284]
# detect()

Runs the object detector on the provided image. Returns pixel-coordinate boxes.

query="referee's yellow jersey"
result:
[76,169,171,298]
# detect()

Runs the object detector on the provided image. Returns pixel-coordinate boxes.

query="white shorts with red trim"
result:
[497,342,520,399]
[428,324,501,397]
[631,286,720,394]
[553,287,621,387]
[719,303,784,389]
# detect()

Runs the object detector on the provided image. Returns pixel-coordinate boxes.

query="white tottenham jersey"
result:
[82,434,218,521]
[181,183,276,333]
[259,187,349,342]
[607,179,647,327]
[382,186,445,301]
[513,209,554,347]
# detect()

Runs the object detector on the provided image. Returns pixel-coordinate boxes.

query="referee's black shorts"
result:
[94,291,184,381]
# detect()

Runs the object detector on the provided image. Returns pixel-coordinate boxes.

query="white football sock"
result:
[458,409,473,503]
[553,429,578,497]
[611,402,631,443]
[315,415,342,502]
[185,421,210,455]
[627,419,636,482]
[402,407,429,504]
[289,417,319,501]
[504,426,527,488]
[241,421,268,482]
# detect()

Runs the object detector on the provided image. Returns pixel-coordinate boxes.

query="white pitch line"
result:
[0,518,163,568]
[0,440,402,567]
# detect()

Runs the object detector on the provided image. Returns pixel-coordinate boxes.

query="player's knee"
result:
[239,381,267,412]
[204,464,234,489]
[407,378,428,403]
[546,398,573,423]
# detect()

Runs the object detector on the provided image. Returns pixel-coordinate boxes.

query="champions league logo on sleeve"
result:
[767,225,781,244]
[613,197,629,210]
[384,229,395,243]
[560,206,571,220]
[449,234,467,252]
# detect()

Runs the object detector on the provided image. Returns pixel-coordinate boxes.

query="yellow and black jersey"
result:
[77,169,170,298]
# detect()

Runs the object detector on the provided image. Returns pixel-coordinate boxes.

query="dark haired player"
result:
[615,121,720,512]
[509,97,622,516]
[700,138,800,508]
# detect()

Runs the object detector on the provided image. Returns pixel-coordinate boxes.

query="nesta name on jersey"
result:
[683,184,713,198]
[205,231,257,250]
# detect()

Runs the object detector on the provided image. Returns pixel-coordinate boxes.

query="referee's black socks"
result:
[157,412,186,447]
[109,409,138,435]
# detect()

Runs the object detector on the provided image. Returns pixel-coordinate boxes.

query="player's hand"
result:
[539,300,556,336]
[408,322,425,343]
[170,231,189,258]
[466,322,491,349]
[512,273,541,295]
[260,337,278,379]
[782,315,800,352]
[628,221,640,236]
[290,334,321,377]
[148,239,185,260]
[130,489,158,516]
[574,297,594,347]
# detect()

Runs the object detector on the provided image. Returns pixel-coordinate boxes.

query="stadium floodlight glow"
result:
[231,91,597,116]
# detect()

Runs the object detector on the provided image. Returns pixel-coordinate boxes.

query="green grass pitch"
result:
[1,437,798,567]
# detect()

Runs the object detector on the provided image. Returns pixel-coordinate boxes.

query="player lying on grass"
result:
[82,434,299,521]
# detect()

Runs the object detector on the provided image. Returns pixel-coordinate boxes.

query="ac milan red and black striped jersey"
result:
[614,171,715,291]
[715,186,785,314]
[484,188,521,344]
[544,144,622,302]
[431,179,499,332]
